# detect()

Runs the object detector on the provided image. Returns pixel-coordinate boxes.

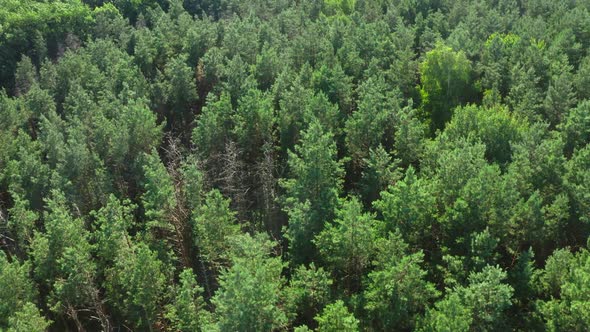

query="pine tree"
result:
[314,197,380,292]
[280,119,345,264]
[365,232,438,330]
[106,242,168,331]
[213,233,287,331]
[315,300,359,332]
[165,269,211,332]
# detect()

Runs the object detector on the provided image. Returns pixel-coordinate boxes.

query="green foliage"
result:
[315,300,359,332]
[142,149,176,234]
[192,189,241,268]
[344,75,400,164]
[106,242,168,330]
[574,54,590,100]
[509,249,536,308]
[537,247,590,331]
[0,0,94,87]
[232,87,275,158]
[417,293,472,332]
[180,155,205,211]
[364,232,438,330]
[359,145,401,205]
[91,194,135,263]
[5,192,38,255]
[157,53,198,124]
[444,104,527,165]
[212,233,287,331]
[285,263,333,326]
[322,0,356,16]
[480,33,520,95]
[28,190,101,329]
[314,197,380,291]
[458,265,514,328]
[192,92,233,164]
[6,302,51,332]
[419,43,474,132]
[420,265,514,332]
[14,56,37,96]
[30,190,88,283]
[0,253,36,328]
[277,83,341,152]
[422,139,523,251]
[507,64,544,122]
[165,268,211,332]
[468,228,500,272]
[536,248,576,297]
[4,130,51,210]
[374,166,436,246]
[543,60,576,127]
[559,100,590,155]
[1,1,590,330]
[312,63,354,113]
[394,106,428,166]
[281,120,345,264]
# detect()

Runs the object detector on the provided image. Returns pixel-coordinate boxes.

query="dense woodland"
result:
[1,0,590,331]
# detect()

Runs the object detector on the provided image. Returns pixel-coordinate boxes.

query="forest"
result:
[1,0,590,331]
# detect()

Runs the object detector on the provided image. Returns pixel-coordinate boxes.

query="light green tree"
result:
[419,265,514,332]
[374,166,436,246]
[165,268,212,332]
[315,300,359,332]
[29,190,104,330]
[537,246,590,331]
[213,233,287,331]
[106,242,168,331]
[192,189,241,269]
[0,253,36,328]
[91,194,135,264]
[6,302,51,332]
[419,42,473,131]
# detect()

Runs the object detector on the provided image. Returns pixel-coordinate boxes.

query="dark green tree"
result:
[284,263,333,327]
[344,75,400,165]
[364,232,438,330]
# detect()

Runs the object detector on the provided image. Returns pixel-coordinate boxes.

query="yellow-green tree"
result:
[419,43,474,132]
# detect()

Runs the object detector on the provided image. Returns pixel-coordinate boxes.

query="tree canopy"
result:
[1,0,590,331]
